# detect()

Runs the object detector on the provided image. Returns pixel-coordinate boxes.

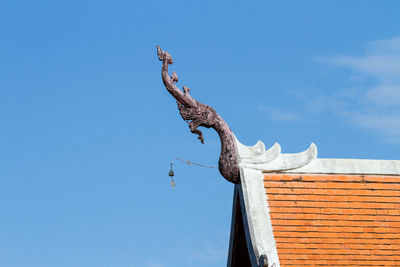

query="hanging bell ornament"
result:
[169,165,175,188]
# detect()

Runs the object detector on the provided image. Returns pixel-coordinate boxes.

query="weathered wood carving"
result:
[157,46,240,183]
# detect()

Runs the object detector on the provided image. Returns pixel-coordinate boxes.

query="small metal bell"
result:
[168,165,175,188]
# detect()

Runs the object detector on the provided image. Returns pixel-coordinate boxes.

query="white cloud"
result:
[323,36,400,82]
[349,112,400,143]
[145,263,165,267]
[365,85,400,107]
[183,244,226,263]
[141,260,165,267]
[318,36,400,142]
[257,105,299,122]
[188,247,226,262]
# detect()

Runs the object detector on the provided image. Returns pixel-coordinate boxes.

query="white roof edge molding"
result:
[238,167,281,267]
[236,137,318,172]
[235,137,400,175]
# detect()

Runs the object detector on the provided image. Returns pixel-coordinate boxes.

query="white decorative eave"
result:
[237,139,318,172]
[231,137,400,267]
[236,137,400,175]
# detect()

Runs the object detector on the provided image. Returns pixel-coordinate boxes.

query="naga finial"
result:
[157,46,240,183]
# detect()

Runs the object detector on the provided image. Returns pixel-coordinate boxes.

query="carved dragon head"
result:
[157,46,219,144]
[177,101,219,144]
[157,46,240,183]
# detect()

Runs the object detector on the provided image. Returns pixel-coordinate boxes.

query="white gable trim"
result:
[238,167,280,267]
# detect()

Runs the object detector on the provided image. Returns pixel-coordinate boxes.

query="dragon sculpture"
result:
[157,46,240,184]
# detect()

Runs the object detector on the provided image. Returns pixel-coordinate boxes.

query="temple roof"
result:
[156,46,400,267]
[228,138,400,267]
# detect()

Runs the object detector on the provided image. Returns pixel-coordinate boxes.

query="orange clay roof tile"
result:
[264,173,400,267]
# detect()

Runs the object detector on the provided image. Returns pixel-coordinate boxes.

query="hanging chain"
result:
[168,158,218,188]
[170,158,218,169]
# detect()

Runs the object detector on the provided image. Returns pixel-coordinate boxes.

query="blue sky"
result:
[1,1,399,266]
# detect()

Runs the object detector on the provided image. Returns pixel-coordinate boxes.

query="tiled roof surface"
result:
[264,173,400,266]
